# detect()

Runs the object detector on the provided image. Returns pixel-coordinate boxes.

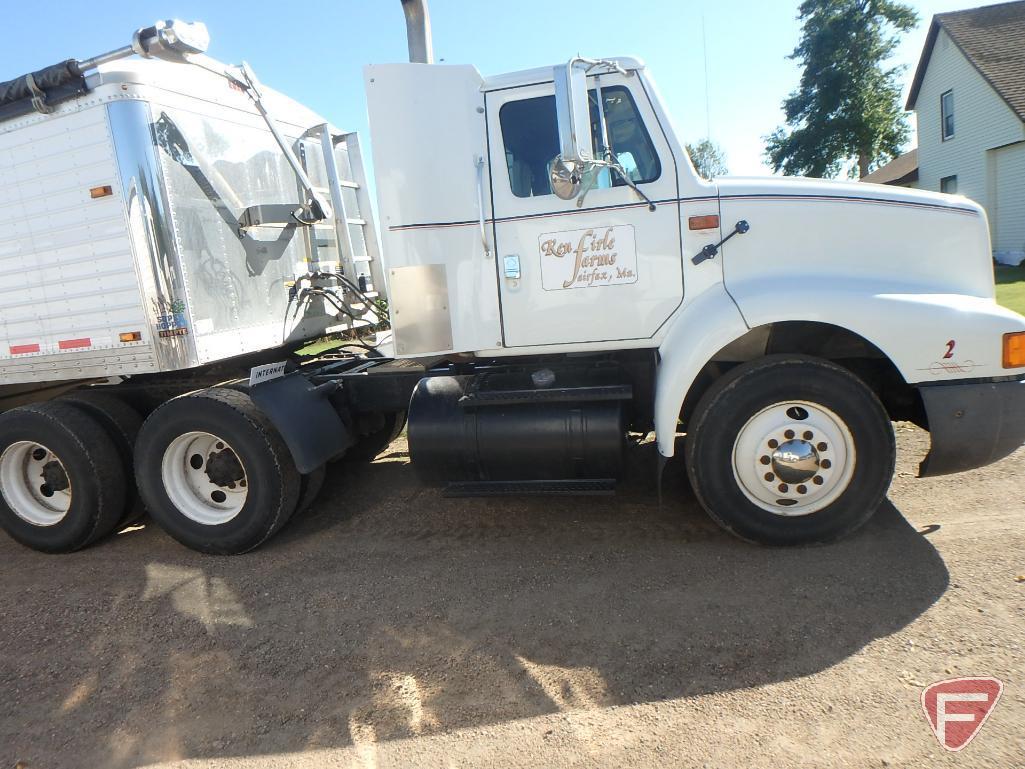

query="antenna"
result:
[702,11,711,139]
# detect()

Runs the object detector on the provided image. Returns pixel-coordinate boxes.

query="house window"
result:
[941,90,955,140]
[941,175,958,194]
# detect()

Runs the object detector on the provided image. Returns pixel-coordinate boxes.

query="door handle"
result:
[692,220,750,265]
[476,155,492,259]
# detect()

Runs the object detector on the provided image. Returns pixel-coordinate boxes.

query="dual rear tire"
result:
[134,388,304,555]
[0,402,128,552]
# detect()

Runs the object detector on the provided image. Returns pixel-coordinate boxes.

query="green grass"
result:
[294,337,345,357]
[996,264,1025,317]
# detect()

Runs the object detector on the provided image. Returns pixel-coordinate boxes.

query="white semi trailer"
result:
[1,7,1024,555]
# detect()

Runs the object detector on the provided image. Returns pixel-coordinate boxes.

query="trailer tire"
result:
[685,355,895,546]
[345,411,407,462]
[59,389,144,524]
[135,388,301,554]
[0,402,127,553]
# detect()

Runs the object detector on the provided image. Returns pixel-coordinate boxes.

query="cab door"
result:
[485,73,682,348]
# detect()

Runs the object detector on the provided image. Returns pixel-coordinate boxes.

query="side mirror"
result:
[554,60,593,165]
[549,158,581,201]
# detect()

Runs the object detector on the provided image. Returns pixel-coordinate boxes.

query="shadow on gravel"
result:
[0,442,950,768]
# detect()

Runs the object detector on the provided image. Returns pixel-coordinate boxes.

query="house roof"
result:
[906,1,1025,122]
[861,149,919,185]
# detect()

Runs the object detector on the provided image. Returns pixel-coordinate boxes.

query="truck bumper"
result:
[918,379,1025,478]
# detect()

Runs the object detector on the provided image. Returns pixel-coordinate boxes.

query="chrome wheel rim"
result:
[0,441,72,526]
[731,401,856,517]
[161,432,248,525]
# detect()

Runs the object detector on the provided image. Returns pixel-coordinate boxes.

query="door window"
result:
[498,85,661,199]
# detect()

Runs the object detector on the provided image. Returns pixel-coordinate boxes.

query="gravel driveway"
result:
[1,427,1022,768]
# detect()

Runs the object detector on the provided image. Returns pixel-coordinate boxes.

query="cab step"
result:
[443,479,617,497]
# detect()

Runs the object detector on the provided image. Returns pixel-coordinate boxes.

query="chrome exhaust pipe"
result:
[400,0,434,64]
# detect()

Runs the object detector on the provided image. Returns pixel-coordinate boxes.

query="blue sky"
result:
[0,0,980,175]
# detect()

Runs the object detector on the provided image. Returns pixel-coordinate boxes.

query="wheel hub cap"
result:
[771,439,820,484]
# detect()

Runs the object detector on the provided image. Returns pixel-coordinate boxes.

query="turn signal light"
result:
[1003,332,1025,369]
[689,215,720,231]
[90,185,114,199]
[119,331,142,343]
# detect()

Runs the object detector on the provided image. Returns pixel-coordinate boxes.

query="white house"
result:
[866,1,1025,264]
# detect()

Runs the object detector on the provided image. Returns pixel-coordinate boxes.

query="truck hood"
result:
[713,174,995,302]
[714,175,982,217]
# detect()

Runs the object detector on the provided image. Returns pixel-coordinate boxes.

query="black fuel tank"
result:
[407,375,627,484]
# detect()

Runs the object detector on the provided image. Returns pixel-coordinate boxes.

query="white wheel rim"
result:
[0,441,72,526]
[731,401,856,517]
[161,432,248,526]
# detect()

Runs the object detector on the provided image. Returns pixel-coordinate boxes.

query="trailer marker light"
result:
[9,343,40,355]
[1003,332,1025,369]
[58,338,91,350]
[689,215,720,231]
[90,185,114,199]
[119,331,143,343]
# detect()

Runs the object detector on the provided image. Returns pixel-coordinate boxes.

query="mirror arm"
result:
[609,160,656,211]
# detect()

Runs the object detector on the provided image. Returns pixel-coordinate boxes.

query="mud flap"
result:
[250,372,354,473]
[918,379,1025,477]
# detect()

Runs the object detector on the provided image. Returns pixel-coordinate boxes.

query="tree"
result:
[765,0,918,179]
[686,139,729,179]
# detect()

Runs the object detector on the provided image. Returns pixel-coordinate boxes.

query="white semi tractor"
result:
[1,6,1023,555]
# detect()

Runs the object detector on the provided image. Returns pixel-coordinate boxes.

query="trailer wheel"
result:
[685,355,895,546]
[135,388,301,554]
[59,389,144,524]
[346,411,407,462]
[0,402,127,553]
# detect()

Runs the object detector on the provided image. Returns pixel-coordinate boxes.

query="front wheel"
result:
[685,355,896,546]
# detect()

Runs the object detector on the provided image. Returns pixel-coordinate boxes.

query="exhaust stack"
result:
[400,0,434,64]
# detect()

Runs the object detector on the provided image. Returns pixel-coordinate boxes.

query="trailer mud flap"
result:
[250,372,353,473]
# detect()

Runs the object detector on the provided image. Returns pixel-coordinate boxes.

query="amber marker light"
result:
[90,185,114,199]
[1003,332,1025,369]
[119,331,143,343]
[689,215,720,231]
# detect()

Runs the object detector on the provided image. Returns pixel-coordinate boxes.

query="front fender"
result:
[729,278,1025,385]
[655,285,749,458]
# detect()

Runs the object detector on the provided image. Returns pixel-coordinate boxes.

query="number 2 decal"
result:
[943,340,956,360]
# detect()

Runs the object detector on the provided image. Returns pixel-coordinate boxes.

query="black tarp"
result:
[0,59,88,122]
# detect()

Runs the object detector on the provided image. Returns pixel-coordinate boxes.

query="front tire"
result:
[135,388,301,554]
[0,402,127,552]
[685,355,895,546]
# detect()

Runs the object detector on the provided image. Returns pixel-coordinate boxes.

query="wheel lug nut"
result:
[817,442,828,452]
[813,476,824,486]
[778,483,789,493]
[803,431,814,441]
[797,485,808,495]
[784,430,795,440]
[216,442,225,450]
[821,459,832,470]
[768,439,779,449]
[764,473,775,482]
[760,456,771,466]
